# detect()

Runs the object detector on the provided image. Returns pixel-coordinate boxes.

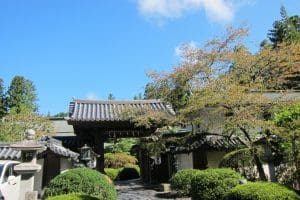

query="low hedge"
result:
[104,152,137,168]
[190,168,242,200]
[46,193,99,200]
[44,168,117,200]
[118,165,140,180]
[169,169,201,197]
[224,182,300,200]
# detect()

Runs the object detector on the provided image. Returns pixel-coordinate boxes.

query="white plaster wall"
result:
[60,158,72,173]
[176,153,193,170]
[206,151,226,168]
[34,159,44,194]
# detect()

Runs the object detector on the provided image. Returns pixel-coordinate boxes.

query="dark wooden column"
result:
[93,130,105,173]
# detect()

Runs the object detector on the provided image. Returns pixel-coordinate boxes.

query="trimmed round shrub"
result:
[46,193,99,200]
[44,168,117,200]
[104,168,122,181]
[104,152,137,168]
[191,168,243,200]
[224,182,300,200]
[118,165,140,180]
[169,169,202,197]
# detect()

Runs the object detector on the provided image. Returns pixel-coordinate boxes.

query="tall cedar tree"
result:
[6,76,38,113]
[0,79,7,118]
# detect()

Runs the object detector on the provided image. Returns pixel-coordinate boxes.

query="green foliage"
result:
[104,152,137,168]
[273,102,300,190]
[225,182,300,200]
[268,6,300,47]
[274,103,300,129]
[118,165,140,180]
[190,168,243,200]
[169,169,201,197]
[104,168,121,181]
[0,111,53,142]
[46,193,100,200]
[107,138,138,153]
[44,168,117,200]
[6,76,38,113]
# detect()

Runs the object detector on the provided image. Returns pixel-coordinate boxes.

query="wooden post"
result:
[93,130,105,173]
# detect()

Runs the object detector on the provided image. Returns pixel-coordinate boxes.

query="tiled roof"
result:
[177,134,245,152]
[68,99,176,122]
[40,137,79,160]
[0,146,21,160]
[0,137,79,161]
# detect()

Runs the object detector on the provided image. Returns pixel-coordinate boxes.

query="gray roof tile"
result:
[68,99,176,122]
[0,147,21,160]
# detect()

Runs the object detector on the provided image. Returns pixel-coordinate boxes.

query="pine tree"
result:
[6,76,38,113]
[107,93,115,100]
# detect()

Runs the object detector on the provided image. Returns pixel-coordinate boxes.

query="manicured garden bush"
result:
[104,168,122,181]
[190,168,243,200]
[224,182,300,200]
[169,169,201,197]
[44,168,117,200]
[46,193,99,200]
[118,165,140,180]
[104,152,137,168]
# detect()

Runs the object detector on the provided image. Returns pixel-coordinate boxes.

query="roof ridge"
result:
[72,99,163,104]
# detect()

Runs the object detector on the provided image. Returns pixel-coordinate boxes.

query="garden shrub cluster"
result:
[118,165,140,180]
[46,193,99,200]
[169,169,201,197]
[104,152,137,168]
[224,182,300,200]
[190,168,242,200]
[44,168,117,200]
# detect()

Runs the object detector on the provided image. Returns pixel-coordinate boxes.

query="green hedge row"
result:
[225,182,300,200]
[44,168,117,200]
[169,168,300,200]
[46,193,99,200]
[190,168,242,200]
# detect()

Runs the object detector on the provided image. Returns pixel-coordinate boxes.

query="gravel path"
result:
[115,179,191,200]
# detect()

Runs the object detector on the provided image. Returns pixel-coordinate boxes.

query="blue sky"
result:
[0,0,299,115]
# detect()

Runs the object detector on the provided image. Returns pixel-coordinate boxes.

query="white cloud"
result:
[86,92,98,100]
[136,0,250,24]
[175,40,197,57]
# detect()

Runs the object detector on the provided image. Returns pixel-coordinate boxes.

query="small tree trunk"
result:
[239,126,268,181]
[252,148,268,181]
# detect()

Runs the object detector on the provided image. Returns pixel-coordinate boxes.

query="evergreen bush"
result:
[169,169,201,197]
[224,182,300,200]
[190,168,242,200]
[118,165,140,180]
[44,168,117,200]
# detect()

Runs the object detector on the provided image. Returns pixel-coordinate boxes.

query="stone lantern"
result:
[11,129,46,200]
